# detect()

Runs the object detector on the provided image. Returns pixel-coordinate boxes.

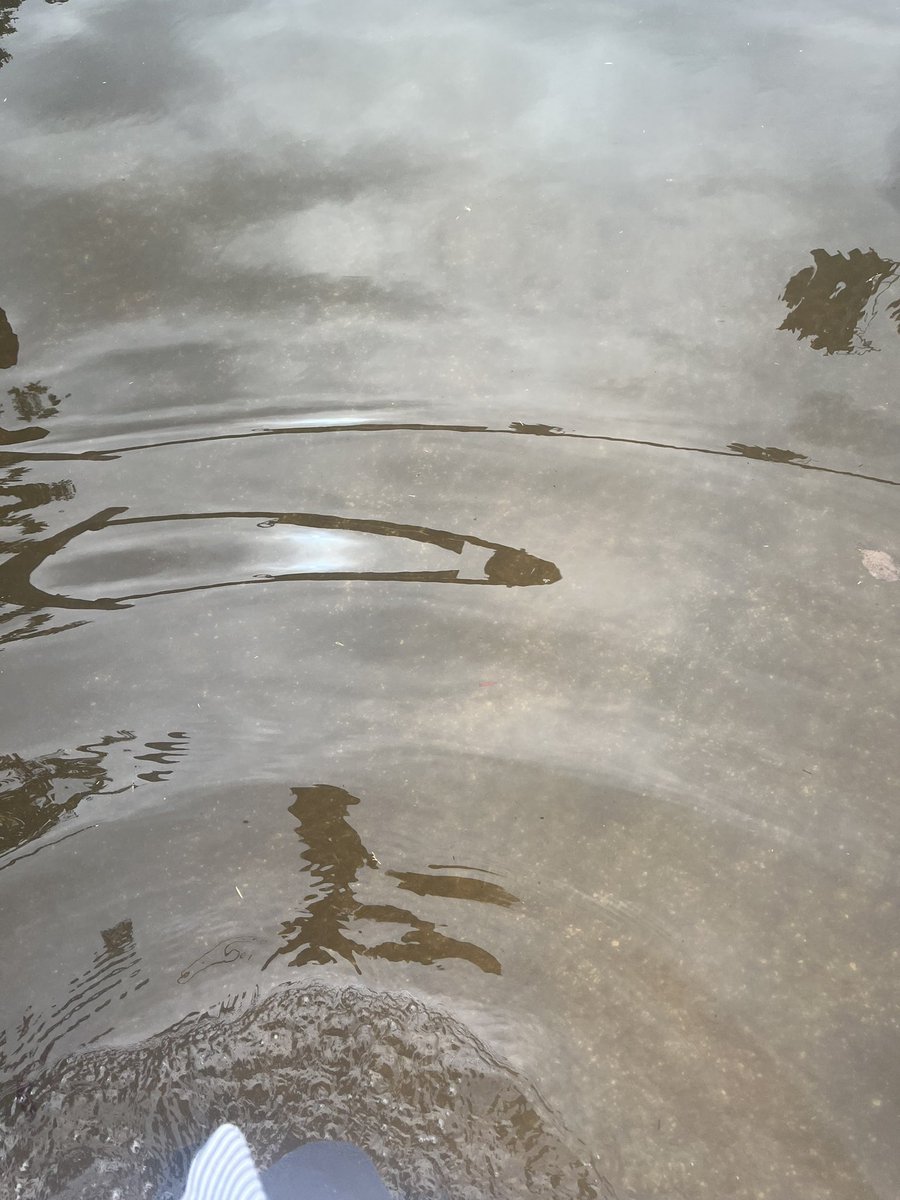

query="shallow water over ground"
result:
[0,1,898,1197]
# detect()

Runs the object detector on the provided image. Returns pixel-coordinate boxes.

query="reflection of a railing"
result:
[0,505,561,615]
[266,784,519,976]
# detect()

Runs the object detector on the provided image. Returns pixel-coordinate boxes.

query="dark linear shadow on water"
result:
[267,784,518,976]
[0,981,612,1200]
[5,417,896,488]
[0,918,148,1109]
[0,505,560,624]
[0,730,190,861]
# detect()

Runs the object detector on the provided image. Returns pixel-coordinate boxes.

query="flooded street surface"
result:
[1,1,899,1196]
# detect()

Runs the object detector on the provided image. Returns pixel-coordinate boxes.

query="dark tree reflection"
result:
[727,443,809,465]
[0,306,18,368]
[0,468,76,547]
[779,248,900,354]
[6,381,65,423]
[0,4,21,71]
[0,0,68,72]
[268,784,518,976]
[0,730,190,858]
[0,382,74,548]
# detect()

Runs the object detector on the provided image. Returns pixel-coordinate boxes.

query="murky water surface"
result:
[1,1,898,1197]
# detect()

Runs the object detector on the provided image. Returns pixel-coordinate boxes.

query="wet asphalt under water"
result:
[0,1,899,1197]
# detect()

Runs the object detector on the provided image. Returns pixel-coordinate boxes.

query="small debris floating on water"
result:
[860,549,900,582]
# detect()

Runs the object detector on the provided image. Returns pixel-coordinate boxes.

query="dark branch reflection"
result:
[5,416,895,489]
[386,869,520,907]
[0,382,76,587]
[0,0,67,73]
[727,443,809,465]
[779,248,900,354]
[0,505,561,627]
[0,730,189,860]
[6,381,65,423]
[0,305,18,368]
[267,785,518,976]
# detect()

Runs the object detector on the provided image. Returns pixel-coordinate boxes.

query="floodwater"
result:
[0,0,898,1196]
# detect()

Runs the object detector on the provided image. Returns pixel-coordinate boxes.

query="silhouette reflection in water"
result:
[0,470,75,544]
[6,380,65,424]
[727,443,809,465]
[0,380,70,458]
[0,6,16,71]
[0,730,189,860]
[0,918,147,1105]
[0,505,560,620]
[0,380,76,618]
[0,0,67,72]
[7,412,895,489]
[779,248,900,354]
[0,306,17,368]
[267,785,519,975]
[0,382,77,649]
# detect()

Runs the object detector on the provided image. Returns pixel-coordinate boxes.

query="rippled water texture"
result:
[1,982,610,1200]
[1,1,898,1198]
